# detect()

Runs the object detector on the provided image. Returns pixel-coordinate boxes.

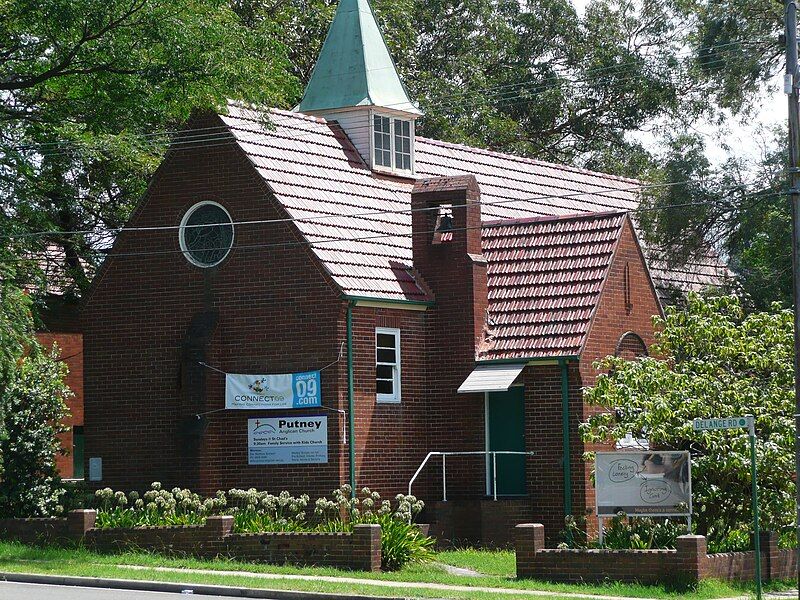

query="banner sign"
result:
[595,451,691,517]
[226,371,321,410]
[247,416,327,465]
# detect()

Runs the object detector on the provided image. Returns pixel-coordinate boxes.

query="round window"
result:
[179,201,234,267]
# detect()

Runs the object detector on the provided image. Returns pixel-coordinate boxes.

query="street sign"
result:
[693,416,753,433]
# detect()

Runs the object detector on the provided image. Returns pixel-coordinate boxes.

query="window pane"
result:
[394,119,411,172]
[376,365,394,379]
[374,116,393,167]
[377,348,396,363]
[181,203,234,267]
[377,333,396,348]
[377,379,394,395]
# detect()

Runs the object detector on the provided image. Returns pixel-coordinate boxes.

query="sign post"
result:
[693,416,760,600]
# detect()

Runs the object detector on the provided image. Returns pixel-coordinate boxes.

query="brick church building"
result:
[82,0,727,544]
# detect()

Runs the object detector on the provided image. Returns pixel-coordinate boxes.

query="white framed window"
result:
[371,112,413,174]
[376,327,401,403]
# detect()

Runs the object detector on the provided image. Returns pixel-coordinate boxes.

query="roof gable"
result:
[478,212,627,360]
[297,0,419,114]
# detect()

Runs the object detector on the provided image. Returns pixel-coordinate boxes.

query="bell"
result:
[437,214,454,232]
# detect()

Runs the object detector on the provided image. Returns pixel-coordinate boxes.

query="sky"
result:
[570,0,785,167]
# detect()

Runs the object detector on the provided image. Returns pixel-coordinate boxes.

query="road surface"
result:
[0,581,243,599]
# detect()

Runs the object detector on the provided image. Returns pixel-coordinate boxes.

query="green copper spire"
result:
[297,0,420,114]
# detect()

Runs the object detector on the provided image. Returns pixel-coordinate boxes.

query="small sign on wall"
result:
[88,457,102,481]
[247,416,328,465]
[226,371,321,410]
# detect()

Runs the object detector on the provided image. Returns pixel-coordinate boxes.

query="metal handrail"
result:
[408,450,535,501]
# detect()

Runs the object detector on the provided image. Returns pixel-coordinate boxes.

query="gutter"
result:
[346,301,357,497]
[342,295,434,309]
[476,355,579,366]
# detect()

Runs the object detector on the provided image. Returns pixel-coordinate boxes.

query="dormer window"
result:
[372,113,414,174]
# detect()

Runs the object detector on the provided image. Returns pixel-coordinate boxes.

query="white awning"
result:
[457,363,526,394]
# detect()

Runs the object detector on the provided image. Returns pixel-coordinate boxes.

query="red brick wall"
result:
[36,332,83,478]
[519,363,583,541]
[577,218,662,525]
[83,114,346,497]
[350,306,431,498]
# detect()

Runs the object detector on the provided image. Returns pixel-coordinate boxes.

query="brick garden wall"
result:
[515,523,798,585]
[0,511,381,572]
[0,518,69,545]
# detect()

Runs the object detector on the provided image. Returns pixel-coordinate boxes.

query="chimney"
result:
[411,175,487,355]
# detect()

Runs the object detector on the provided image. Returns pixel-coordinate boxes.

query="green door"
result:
[487,387,526,496]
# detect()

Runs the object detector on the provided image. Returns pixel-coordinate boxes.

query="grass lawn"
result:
[0,541,793,600]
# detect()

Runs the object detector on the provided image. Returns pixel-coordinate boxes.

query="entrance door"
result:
[486,387,526,496]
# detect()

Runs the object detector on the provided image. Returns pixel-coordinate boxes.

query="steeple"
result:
[298,0,420,114]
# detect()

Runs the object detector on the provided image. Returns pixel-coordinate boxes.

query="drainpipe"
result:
[346,301,356,497]
[559,358,572,520]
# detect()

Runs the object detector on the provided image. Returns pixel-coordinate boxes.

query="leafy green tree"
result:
[408,0,683,168]
[581,294,796,549]
[1,0,299,294]
[0,343,71,518]
[638,129,788,311]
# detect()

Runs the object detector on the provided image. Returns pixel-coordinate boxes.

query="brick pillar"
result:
[514,523,545,578]
[201,515,234,559]
[352,524,381,572]
[675,535,707,584]
[67,509,96,540]
[758,531,778,581]
[204,515,234,537]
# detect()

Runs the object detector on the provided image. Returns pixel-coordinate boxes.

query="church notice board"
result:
[595,451,692,517]
[247,415,328,465]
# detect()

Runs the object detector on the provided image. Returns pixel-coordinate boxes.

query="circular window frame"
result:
[178,200,234,268]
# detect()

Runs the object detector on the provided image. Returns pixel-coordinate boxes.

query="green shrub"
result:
[0,345,70,518]
[373,513,434,570]
[560,513,688,549]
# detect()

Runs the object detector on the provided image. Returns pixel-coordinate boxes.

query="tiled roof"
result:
[479,212,627,360]
[219,104,729,302]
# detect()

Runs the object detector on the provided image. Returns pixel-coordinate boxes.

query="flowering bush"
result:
[94,482,224,528]
[92,483,433,570]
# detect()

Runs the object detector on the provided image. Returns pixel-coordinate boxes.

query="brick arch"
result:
[614,331,648,359]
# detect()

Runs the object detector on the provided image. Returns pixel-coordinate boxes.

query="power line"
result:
[0,177,771,241]
[0,188,778,264]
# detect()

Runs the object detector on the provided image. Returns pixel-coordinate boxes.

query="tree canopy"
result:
[581,294,796,549]
[0,0,790,306]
